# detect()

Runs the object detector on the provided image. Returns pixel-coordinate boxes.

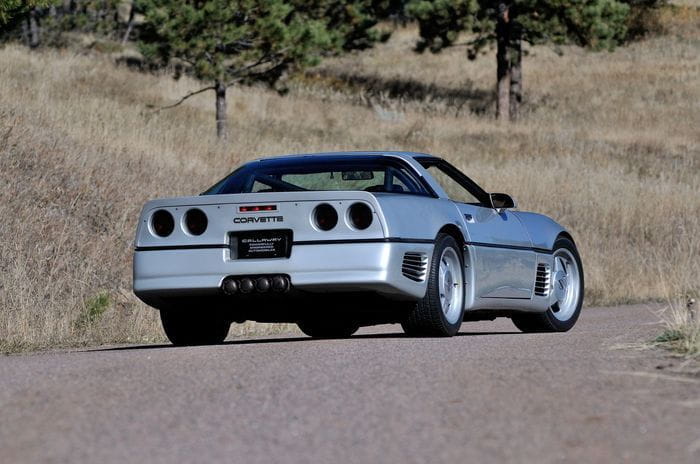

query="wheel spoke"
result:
[436,246,464,323]
[554,256,564,273]
[550,249,580,323]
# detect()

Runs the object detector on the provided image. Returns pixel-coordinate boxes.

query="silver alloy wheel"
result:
[438,247,463,324]
[550,248,581,322]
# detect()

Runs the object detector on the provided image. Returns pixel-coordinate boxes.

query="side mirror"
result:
[490,193,517,211]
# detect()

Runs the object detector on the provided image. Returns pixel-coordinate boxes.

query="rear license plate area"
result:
[230,229,293,259]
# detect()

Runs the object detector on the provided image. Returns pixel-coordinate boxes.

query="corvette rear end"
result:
[133,190,432,307]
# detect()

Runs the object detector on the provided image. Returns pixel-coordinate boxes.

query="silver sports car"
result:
[133,151,584,345]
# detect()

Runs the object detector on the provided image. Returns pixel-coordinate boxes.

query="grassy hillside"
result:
[1,11,698,351]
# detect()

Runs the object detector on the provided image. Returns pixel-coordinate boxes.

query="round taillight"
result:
[313,204,338,231]
[151,210,174,237]
[184,208,208,236]
[348,203,373,230]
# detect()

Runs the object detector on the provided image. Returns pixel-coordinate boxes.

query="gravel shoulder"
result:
[1,304,698,463]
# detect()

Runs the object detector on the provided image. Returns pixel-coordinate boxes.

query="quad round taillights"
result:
[184,208,208,236]
[151,210,175,237]
[313,203,338,231]
[348,202,373,230]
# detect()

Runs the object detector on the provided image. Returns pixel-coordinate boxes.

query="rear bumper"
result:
[133,242,432,303]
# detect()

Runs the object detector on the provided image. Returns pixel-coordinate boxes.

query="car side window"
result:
[425,165,481,204]
[252,180,273,192]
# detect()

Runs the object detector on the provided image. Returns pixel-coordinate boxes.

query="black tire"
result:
[160,308,230,346]
[512,236,584,333]
[297,318,359,339]
[401,233,465,337]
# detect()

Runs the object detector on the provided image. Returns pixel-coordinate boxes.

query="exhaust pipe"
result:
[222,275,290,295]
[271,275,290,292]
[222,277,239,295]
[239,278,255,294]
[256,277,271,292]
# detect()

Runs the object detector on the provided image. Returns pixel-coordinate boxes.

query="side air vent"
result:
[402,252,428,282]
[534,263,551,297]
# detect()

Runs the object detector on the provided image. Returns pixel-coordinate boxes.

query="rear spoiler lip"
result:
[142,190,382,210]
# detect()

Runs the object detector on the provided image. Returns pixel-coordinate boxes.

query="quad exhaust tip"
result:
[256,277,271,292]
[240,278,255,294]
[222,278,239,295]
[271,275,289,292]
[222,275,290,295]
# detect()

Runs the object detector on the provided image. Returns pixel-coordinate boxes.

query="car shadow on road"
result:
[83,330,522,353]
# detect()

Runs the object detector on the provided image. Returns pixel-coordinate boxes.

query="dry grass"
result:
[654,232,700,356]
[656,299,699,356]
[0,10,698,351]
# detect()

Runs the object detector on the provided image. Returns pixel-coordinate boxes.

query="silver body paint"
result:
[133,152,574,315]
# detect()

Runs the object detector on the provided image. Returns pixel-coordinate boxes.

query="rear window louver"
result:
[402,252,428,282]
[534,263,551,297]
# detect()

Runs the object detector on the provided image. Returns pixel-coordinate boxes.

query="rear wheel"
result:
[512,236,584,333]
[160,308,230,346]
[297,318,359,339]
[402,234,465,337]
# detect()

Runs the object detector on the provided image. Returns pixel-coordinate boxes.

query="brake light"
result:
[184,208,208,236]
[151,210,174,237]
[348,203,373,230]
[239,205,277,212]
[313,204,338,231]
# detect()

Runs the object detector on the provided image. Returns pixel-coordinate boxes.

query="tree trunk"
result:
[496,3,510,122]
[509,32,522,122]
[21,15,29,46]
[28,8,40,49]
[63,1,75,15]
[121,2,135,45]
[215,80,227,139]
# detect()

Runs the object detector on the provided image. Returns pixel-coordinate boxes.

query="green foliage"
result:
[655,326,699,356]
[407,0,631,55]
[137,1,401,87]
[655,329,683,343]
[75,292,110,329]
[311,0,405,50]
[407,0,478,52]
[138,0,348,86]
[59,1,124,37]
[0,1,124,47]
[0,0,56,24]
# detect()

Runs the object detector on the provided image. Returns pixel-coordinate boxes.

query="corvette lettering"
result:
[233,216,284,224]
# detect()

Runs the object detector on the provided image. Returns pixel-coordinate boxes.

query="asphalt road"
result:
[1,304,698,464]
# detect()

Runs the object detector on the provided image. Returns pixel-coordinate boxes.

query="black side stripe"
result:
[135,244,228,252]
[465,241,553,254]
[135,237,435,251]
[293,238,435,246]
[135,239,551,253]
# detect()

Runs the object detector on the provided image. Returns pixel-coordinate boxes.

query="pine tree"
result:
[407,0,630,121]
[1,1,58,48]
[0,1,54,24]
[137,0,386,139]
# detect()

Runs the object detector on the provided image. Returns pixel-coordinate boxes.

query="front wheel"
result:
[160,308,230,346]
[402,234,465,337]
[512,236,584,333]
